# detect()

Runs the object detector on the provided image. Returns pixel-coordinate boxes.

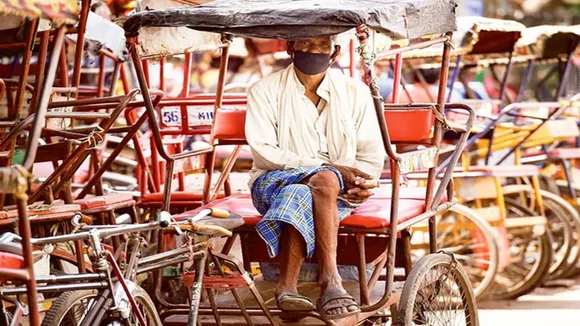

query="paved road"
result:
[478,278,580,325]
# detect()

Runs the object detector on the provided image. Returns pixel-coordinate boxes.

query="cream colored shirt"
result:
[245,68,384,186]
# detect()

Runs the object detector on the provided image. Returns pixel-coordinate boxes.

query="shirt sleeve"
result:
[245,83,325,170]
[352,86,385,179]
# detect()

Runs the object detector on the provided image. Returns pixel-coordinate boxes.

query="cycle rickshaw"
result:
[121,0,478,325]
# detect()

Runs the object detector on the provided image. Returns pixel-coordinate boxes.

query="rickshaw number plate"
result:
[161,105,245,126]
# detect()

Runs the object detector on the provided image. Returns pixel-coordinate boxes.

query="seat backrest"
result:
[213,106,435,145]
[384,108,434,144]
[213,108,248,144]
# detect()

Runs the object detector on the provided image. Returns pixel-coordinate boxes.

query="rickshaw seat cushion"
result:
[372,186,448,201]
[213,109,247,142]
[0,204,81,219]
[384,109,433,143]
[139,192,225,203]
[0,251,24,271]
[191,194,425,229]
[75,193,135,210]
[468,165,539,177]
[212,108,435,144]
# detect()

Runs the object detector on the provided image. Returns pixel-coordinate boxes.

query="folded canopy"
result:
[0,0,78,25]
[124,0,457,40]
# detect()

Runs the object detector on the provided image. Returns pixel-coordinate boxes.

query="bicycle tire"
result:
[397,253,479,326]
[41,290,98,326]
[539,190,580,280]
[435,204,499,299]
[539,193,573,277]
[41,286,162,326]
[487,198,552,299]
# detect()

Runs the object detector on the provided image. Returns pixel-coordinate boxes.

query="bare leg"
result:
[307,170,358,316]
[276,224,306,296]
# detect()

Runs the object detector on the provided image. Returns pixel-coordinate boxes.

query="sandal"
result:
[317,288,360,320]
[276,293,316,312]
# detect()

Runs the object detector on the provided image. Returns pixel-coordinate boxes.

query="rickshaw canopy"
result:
[0,0,78,25]
[124,0,458,40]
[516,25,580,60]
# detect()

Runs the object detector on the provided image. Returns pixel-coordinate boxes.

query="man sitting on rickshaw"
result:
[245,35,384,320]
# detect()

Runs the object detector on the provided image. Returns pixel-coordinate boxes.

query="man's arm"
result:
[245,84,325,170]
[352,85,385,180]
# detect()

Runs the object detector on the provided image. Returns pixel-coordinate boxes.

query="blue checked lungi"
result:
[251,167,355,258]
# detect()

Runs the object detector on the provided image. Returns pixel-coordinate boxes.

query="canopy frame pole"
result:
[516,59,534,102]
[556,41,580,100]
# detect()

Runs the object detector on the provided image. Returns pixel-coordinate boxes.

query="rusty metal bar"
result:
[23,26,67,170]
[71,0,91,96]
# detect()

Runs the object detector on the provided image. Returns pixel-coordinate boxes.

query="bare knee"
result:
[307,170,340,197]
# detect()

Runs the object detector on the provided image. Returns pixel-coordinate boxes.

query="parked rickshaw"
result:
[435,19,580,297]
[118,0,479,325]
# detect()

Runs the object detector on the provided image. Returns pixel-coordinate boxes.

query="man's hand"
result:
[323,163,374,190]
[341,181,377,204]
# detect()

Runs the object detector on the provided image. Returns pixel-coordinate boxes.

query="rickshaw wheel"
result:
[397,253,479,326]
[511,190,575,279]
[539,191,580,280]
[42,287,162,326]
[486,199,552,299]
[411,204,499,300]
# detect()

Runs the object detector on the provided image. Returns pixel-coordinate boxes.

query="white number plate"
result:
[160,105,243,127]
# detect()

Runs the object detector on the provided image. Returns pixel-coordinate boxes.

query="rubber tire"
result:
[539,190,580,280]
[41,286,162,326]
[538,193,573,277]
[41,290,98,326]
[441,204,499,299]
[397,253,479,326]
[489,199,552,300]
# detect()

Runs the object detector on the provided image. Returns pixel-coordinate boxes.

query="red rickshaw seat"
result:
[178,194,426,229]
[75,193,135,210]
[0,252,24,270]
[372,186,448,201]
[140,192,225,203]
[213,108,435,145]
[467,165,539,177]
[0,204,81,219]
[384,109,434,143]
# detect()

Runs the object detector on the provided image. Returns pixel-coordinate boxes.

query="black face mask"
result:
[292,50,331,75]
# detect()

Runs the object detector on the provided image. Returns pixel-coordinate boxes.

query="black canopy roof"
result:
[124,0,457,40]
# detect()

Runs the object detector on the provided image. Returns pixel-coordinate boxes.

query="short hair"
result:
[286,35,338,50]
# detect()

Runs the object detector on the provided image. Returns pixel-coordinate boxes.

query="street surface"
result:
[478,278,580,325]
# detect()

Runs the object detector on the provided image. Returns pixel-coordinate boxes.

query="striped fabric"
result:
[251,167,354,258]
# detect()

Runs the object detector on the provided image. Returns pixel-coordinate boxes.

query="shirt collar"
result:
[291,64,331,102]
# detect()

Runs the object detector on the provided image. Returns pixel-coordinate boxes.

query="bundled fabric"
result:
[124,0,457,40]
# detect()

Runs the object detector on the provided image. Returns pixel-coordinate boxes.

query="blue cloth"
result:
[251,167,354,258]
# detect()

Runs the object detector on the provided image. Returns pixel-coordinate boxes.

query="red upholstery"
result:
[384,109,433,143]
[0,252,24,270]
[213,109,247,142]
[0,204,81,219]
[140,192,225,203]
[468,165,539,177]
[75,193,135,210]
[213,108,435,144]
[177,194,426,229]
[372,186,447,201]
